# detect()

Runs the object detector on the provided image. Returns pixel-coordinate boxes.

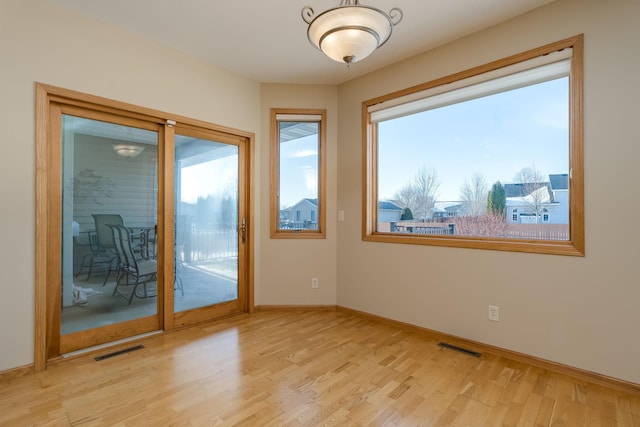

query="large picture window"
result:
[363,35,584,255]
[271,109,326,238]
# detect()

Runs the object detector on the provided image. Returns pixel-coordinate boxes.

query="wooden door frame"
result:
[35,83,255,371]
[55,108,166,356]
[168,124,251,329]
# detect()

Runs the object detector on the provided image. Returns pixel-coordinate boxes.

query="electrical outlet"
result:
[489,305,499,322]
[311,278,319,289]
[338,210,345,221]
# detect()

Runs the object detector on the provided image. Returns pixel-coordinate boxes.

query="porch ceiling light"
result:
[113,143,145,157]
[301,0,403,66]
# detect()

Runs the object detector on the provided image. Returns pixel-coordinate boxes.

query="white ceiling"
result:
[49,0,556,85]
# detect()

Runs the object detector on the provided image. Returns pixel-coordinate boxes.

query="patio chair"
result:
[94,214,147,285]
[75,214,125,281]
[140,224,183,295]
[110,224,157,305]
[143,224,157,259]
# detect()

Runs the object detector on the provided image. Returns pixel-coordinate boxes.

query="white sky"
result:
[279,135,319,207]
[180,155,238,204]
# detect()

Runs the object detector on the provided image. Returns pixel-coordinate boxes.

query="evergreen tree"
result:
[400,207,413,220]
[487,181,506,217]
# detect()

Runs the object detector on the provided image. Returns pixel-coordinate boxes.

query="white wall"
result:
[0,0,260,372]
[337,0,640,384]
[259,84,338,306]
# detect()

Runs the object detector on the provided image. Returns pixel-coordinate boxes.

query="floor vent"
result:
[437,342,481,358]
[94,345,145,361]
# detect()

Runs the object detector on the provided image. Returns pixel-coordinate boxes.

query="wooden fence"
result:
[501,224,569,240]
[383,221,569,241]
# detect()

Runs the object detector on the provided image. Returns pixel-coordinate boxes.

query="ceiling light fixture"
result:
[113,143,145,157]
[301,0,402,66]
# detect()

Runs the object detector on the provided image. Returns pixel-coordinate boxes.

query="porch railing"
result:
[178,226,238,263]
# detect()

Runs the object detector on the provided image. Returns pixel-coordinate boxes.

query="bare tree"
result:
[394,166,441,221]
[513,165,549,223]
[513,165,544,184]
[460,172,488,216]
[394,184,420,219]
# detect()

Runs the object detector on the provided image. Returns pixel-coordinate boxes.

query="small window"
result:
[363,36,584,256]
[271,109,326,238]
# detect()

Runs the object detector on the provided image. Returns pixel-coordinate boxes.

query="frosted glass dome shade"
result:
[320,28,379,64]
[113,143,145,157]
[306,6,395,64]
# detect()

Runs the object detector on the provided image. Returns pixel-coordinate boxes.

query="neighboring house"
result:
[378,200,403,222]
[548,173,569,224]
[505,174,569,224]
[283,198,404,228]
[282,198,318,229]
[429,201,468,221]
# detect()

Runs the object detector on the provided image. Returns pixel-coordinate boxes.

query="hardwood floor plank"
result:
[1,310,639,426]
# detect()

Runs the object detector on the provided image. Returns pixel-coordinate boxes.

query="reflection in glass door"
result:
[61,115,159,337]
[174,134,239,314]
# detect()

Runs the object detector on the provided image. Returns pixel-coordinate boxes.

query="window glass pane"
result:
[377,76,569,241]
[61,115,158,334]
[278,121,320,231]
[174,134,239,313]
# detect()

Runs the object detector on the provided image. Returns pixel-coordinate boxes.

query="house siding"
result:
[378,209,402,223]
[72,134,158,232]
[284,199,318,229]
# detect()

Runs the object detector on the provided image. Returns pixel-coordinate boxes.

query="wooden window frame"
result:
[362,35,584,256]
[270,108,327,239]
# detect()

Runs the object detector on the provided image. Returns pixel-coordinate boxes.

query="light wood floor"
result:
[1,310,639,426]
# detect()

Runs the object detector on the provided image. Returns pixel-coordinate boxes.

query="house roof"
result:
[286,198,318,210]
[378,201,403,211]
[549,174,569,190]
[506,186,554,205]
[428,203,467,218]
[504,182,550,198]
[444,204,466,213]
[505,173,568,201]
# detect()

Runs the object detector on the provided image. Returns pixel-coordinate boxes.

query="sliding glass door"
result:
[171,128,247,328]
[36,84,252,364]
[58,112,162,354]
